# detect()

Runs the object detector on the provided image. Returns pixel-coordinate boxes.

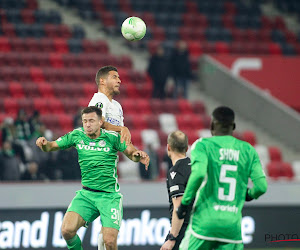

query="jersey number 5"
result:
[218,164,237,201]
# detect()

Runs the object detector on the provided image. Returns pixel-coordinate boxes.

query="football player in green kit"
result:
[36,106,149,250]
[177,106,267,250]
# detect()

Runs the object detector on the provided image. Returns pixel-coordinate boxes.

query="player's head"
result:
[167,130,188,157]
[211,106,235,136]
[81,106,103,137]
[95,66,121,96]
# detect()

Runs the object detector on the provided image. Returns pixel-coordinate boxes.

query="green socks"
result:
[66,234,83,250]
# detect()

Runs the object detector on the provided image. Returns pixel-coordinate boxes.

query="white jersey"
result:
[88,92,124,126]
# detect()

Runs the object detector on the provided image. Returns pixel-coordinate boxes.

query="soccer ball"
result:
[121,17,146,41]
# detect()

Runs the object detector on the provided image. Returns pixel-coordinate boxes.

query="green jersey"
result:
[56,128,127,193]
[182,135,266,243]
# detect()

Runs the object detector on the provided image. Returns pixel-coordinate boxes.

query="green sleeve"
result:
[182,139,208,206]
[248,148,268,199]
[114,133,127,152]
[56,131,76,150]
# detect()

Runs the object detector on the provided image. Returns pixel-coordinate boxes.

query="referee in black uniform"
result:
[161,131,194,250]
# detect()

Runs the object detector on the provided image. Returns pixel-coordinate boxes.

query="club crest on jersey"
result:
[95,102,103,109]
[99,140,106,147]
[89,142,96,146]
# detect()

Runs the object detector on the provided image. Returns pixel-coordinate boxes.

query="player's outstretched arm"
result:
[102,121,131,146]
[123,144,150,170]
[36,137,60,152]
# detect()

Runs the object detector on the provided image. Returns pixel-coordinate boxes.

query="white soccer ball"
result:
[121,16,146,41]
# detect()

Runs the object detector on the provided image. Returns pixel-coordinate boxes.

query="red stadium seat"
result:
[40,114,59,130]
[48,98,65,114]
[135,99,152,114]
[215,42,229,54]
[268,43,282,55]
[157,130,168,146]
[267,161,281,179]
[242,130,257,146]
[49,53,64,68]
[130,129,143,148]
[34,98,50,114]
[163,99,179,114]
[145,114,160,130]
[21,10,35,24]
[122,99,138,115]
[126,83,139,98]
[61,98,81,115]
[183,130,199,145]
[268,146,282,162]
[131,115,148,130]
[178,99,194,114]
[0,37,11,52]
[150,99,164,114]
[9,82,25,98]
[30,67,45,83]
[38,83,55,98]
[191,100,206,115]
[17,98,34,116]
[282,162,294,179]
[57,113,74,132]
[83,83,97,98]
[4,98,19,116]
[53,39,69,53]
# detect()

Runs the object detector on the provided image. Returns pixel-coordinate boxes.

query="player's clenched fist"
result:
[36,137,48,151]
[133,150,150,170]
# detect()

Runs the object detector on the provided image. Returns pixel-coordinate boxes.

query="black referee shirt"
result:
[166,157,193,225]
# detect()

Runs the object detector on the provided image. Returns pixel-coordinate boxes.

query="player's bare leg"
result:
[98,228,106,250]
[61,211,86,250]
[102,227,119,250]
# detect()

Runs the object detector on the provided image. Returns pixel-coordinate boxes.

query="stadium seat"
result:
[30,67,45,83]
[141,129,161,149]
[292,161,300,180]
[198,129,211,139]
[22,82,39,98]
[40,113,59,130]
[9,81,24,98]
[267,161,281,179]
[242,130,257,146]
[38,83,55,98]
[33,98,50,114]
[159,113,178,134]
[254,144,270,170]
[4,98,19,116]
[191,100,206,114]
[130,129,143,148]
[178,99,194,114]
[268,146,282,162]
[131,114,148,130]
[135,99,152,114]
[145,114,160,130]
[61,98,81,116]
[48,98,65,114]
[57,113,73,132]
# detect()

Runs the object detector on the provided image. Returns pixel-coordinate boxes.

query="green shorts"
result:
[67,189,123,230]
[180,225,244,250]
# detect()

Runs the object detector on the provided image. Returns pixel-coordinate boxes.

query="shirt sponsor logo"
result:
[170,185,179,192]
[170,172,176,179]
[89,142,96,146]
[57,138,62,142]
[106,117,121,126]
[99,140,106,147]
[213,204,238,213]
[79,140,84,144]
[77,144,110,152]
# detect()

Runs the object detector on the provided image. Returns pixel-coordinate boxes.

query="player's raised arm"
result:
[102,122,131,146]
[123,144,150,170]
[36,137,60,152]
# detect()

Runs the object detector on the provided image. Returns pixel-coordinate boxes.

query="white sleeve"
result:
[88,94,108,119]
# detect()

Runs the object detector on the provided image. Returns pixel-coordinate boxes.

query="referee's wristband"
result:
[166,233,177,241]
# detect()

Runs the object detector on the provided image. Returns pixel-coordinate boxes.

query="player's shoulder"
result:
[172,157,191,173]
[89,92,109,106]
[191,137,206,150]
[112,99,123,109]
[102,129,119,138]
[70,127,85,136]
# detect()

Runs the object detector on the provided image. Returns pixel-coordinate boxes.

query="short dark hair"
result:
[168,131,188,153]
[81,106,102,119]
[95,66,118,87]
[212,106,235,127]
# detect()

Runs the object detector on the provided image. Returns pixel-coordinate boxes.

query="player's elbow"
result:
[253,178,268,198]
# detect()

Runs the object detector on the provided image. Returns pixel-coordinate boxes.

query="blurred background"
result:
[0,0,300,249]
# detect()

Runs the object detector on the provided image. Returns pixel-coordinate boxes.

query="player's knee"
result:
[61,226,76,240]
[103,236,117,248]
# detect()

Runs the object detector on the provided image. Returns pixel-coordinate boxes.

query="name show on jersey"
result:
[219,148,240,161]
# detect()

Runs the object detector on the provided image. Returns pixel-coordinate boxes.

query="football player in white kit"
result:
[88,65,131,250]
